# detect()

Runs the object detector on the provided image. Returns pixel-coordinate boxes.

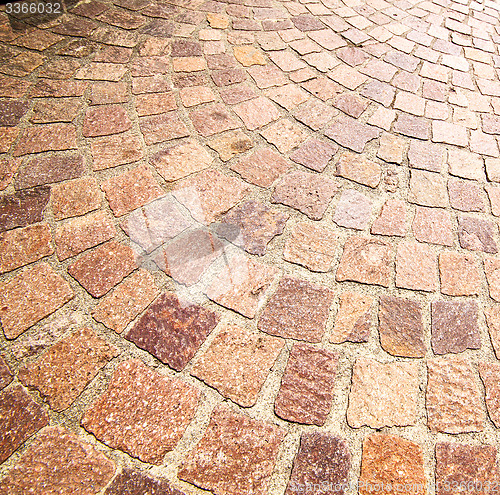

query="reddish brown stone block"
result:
[139,111,190,145]
[379,296,426,358]
[0,223,53,274]
[359,434,426,495]
[331,291,373,344]
[68,240,137,297]
[0,355,13,390]
[396,240,438,292]
[0,263,74,339]
[190,103,240,136]
[191,324,284,407]
[258,277,334,342]
[82,359,199,464]
[82,105,131,137]
[479,362,500,428]
[439,252,482,296]
[427,355,485,433]
[275,343,338,426]
[286,434,350,495]
[0,385,49,463]
[178,405,285,495]
[101,164,164,217]
[19,328,118,411]
[91,132,144,170]
[0,426,115,494]
[104,468,186,495]
[125,292,218,371]
[347,358,419,428]
[336,236,392,287]
[13,123,77,156]
[54,210,116,261]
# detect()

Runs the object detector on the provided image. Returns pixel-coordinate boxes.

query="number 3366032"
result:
[5,2,61,14]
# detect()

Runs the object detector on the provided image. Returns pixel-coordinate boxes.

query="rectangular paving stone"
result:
[54,210,116,261]
[104,468,186,495]
[68,240,137,297]
[439,252,482,296]
[18,327,119,411]
[347,358,420,428]
[286,434,350,495]
[125,292,218,370]
[178,404,285,495]
[92,269,159,333]
[139,111,190,145]
[13,123,77,156]
[275,343,338,426]
[0,223,53,274]
[91,132,144,170]
[0,385,49,464]
[427,355,485,433]
[51,177,103,220]
[82,359,199,465]
[258,276,334,342]
[191,323,284,407]
[0,262,74,339]
[101,164,164,217]
[331,291,372,344]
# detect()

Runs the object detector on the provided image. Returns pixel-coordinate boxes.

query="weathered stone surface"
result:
[230,147,291,188]
[289,138,337,172]
[275,343,338,426]
[271,171,338,220]
[68,240,137,298]
[0,355,13,390]
[215,201,288,255]
[0,223,53,274]
[336,236,392,287]
[178,405,285,495]
[0,426,115,494]
[173,169,249,224]
[0,263,74,339]
[19,328,118,411]
[13,124,77,156]
[91,132,144,170]
[82,359,199,464]
[258,277,334,342]
[51,177,102,220]
[435,443,499,495]
[206,254,278,318]
[325,116,381,152]
[92,269,159,333]
[347,358,419,428]
[379,296,426,358]
[140,111,190,145]
[333,189,372,230]
[331,291,372,344]
[485,305,500,359]
[396,240,438,292]
[101,164,164,217]
[82,105,131,137]
[359,434,426,495]
[15,154,84,190]
[335,151,381,188]
[458,216,498,254]
[479,362,500,428]
[54,211,116,261]
[286,434,350,495]
[104,468,186,495]
[427,355,485,433]
[439,252,482,296]
[412,206,453,246]
[191,324,284,407]
[371,199,406,236]
[125,292,218,371]
[283,222,337,272]
[190,103,240,136]
[409,170,448,207]
[260,118,309,153]
[431,300,481,355]
[0,385,49,463]
[207,130,253,161]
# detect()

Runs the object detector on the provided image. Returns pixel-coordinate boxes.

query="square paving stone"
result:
[82,105,132,137]
[0,426,115,495]
[271,170,338,220]
[395,240,438,292]
[431,300,481,355]
[90,132,144,170]
[331,291,373,344]
[51,177,102,220]
[258,277,334,342]
[92,269,159,333]
[379,295,426,358]
[105,468,186,495]
[275,343,338,426]
[286,434,350,495]
[435,443,499,495]
[101,164,164,217]
[18,327,118,411]
[82,359,199,464]
[191,323,284,407]
[230,147,291,188]
[139,111,190,145]
[479,362,500,428]
[68,240,137,298]
[359,434,426,495]
[458,216,498,254]
[214,200,288,255]
[178,404,285,495]
[347,358,419,428]
[0,385,49,464]
[0,223,53,274]
[190,103,240,136]
[0,262,74,339]
[427,355,485,434]
[336,236,392,287]
[125,292,218,371]
[325,115,381,152]
[173,169,249,224]
[289,137,338,172]
[439,252,482,296]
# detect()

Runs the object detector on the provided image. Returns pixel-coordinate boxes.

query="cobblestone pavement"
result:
[2,0,500,493]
